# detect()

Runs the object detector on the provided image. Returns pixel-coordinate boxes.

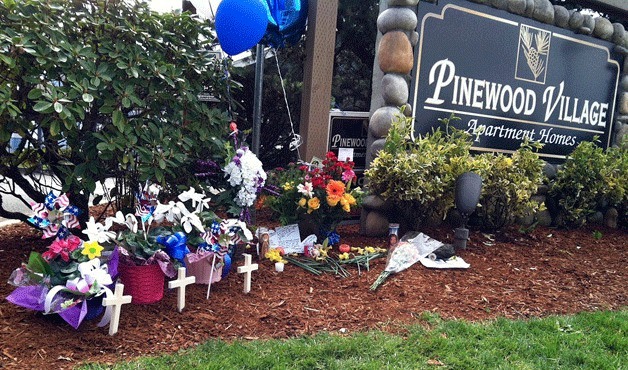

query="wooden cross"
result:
[237,253,258,294]
[168,267,195,312]
[102,283,132,336]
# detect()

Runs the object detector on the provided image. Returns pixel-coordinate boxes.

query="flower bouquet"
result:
[266,151,363,244]
[6,193,118,329]
[196,122,267,222]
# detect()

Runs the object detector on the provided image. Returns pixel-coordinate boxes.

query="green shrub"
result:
[0,0,233,222]
[472,141,545,230]
[549,137,627,227]
[366,114,545,231]
[366,114,474,229]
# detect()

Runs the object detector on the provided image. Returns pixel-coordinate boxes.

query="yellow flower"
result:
[307,197,320,213]
[298,198,307,208]
[326,194,341,207]
[282,182,294,191]
[82,241,104,259]
[343,192,357,206]
[338,252,350,260]
[351,247,364,255]
[364,246,376,254]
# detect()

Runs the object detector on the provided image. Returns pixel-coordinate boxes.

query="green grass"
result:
[81,310,627,369]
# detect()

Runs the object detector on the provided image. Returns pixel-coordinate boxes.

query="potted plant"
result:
[6,193,118,329]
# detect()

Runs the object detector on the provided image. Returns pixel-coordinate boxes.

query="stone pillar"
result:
[361,0,419,236]
[299,0,339,162]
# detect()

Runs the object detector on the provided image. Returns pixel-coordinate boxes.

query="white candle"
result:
[275,262,284,272]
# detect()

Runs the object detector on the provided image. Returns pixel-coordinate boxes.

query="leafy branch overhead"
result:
[0,0,235,223]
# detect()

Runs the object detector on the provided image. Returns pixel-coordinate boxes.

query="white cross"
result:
[237,253,258,294]
[102,283,132,336]
[168,267,196,312]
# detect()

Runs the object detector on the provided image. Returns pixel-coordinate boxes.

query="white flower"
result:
[224,148,267,208]
[297,182,314,198]
[153,201,183,223]
[178,188,210,212]
[82,216,116,243]
[77,258,113,287]
[107,211,138,234]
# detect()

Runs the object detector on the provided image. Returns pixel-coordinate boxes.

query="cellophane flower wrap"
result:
[6,193,118,329]
[266,152,363,242]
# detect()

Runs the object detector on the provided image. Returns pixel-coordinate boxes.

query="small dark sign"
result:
[410,0,622,161]
[327,112,369,185]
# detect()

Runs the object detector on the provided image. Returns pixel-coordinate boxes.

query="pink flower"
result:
[42,235,82,262]
[342,169,355,182]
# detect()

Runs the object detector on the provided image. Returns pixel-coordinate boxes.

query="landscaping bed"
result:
[0,210,626,369]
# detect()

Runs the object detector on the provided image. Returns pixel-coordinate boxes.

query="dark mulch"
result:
[0,209,626,369]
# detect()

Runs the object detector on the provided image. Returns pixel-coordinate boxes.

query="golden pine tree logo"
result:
[516,25,551,84]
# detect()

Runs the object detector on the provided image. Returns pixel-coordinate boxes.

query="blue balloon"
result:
[215,0,269,56]
[262,0,308,48]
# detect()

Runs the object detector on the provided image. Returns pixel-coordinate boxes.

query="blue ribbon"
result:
[326,231,340,246]
[157,232,190,266]
[221,254,231,279]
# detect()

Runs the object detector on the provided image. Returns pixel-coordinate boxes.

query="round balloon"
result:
[215,0,269,56]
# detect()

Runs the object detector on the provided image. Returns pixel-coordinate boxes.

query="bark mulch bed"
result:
[0,210,626,369]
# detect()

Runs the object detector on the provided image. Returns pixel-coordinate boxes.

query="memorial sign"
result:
[410,0,622,161]
[328,111,369,185]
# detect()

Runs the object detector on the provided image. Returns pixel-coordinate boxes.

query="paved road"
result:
[0,173,115,227]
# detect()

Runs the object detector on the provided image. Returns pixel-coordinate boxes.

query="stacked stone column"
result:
[362,0,419,236]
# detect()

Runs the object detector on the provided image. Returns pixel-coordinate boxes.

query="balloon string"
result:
[273,49,302,160]
[223,58,236,122]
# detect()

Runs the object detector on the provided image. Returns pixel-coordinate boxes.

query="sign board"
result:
[410,0,622,161]
[327,111,369,185]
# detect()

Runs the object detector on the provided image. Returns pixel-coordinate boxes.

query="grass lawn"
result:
[82,310,627,369]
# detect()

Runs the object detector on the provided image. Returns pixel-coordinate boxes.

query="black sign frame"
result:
[410,0,622,162]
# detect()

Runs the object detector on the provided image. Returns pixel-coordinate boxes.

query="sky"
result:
[147,0,222,19]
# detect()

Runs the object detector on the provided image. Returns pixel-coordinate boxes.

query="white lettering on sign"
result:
[330,134,366,148]
[425,58,608,127]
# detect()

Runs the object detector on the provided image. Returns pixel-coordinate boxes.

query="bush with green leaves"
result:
[472,141,545,230]
[549,137,627,227]
[366,114,474,230]
[366,113,545,231]
[0,0,233,223]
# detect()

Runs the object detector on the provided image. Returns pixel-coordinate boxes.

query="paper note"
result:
[337,148,354,162]
[269,224,303,254]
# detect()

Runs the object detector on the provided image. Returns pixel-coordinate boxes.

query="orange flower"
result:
[298,198,307,208]
[326,180,345,198]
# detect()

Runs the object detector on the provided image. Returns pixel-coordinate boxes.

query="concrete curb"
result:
[0,219,21,228]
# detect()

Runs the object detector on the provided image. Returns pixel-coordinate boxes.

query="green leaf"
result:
[33,101,53,112]
[112,109,125,131]
[53,101,63,113]
[27,252,52,276]
[50,120,60,136]
[96,142,108,151]
[0,54,15,67]
[122,97,130,108]
[82,93,94,103]
[27,89,43,100]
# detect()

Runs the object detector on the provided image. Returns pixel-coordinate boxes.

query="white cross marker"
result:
[102,283,132,336]
[237,253,258,293]
[168,267,195,312]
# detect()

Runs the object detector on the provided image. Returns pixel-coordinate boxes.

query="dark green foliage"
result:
[0,0,233,223]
